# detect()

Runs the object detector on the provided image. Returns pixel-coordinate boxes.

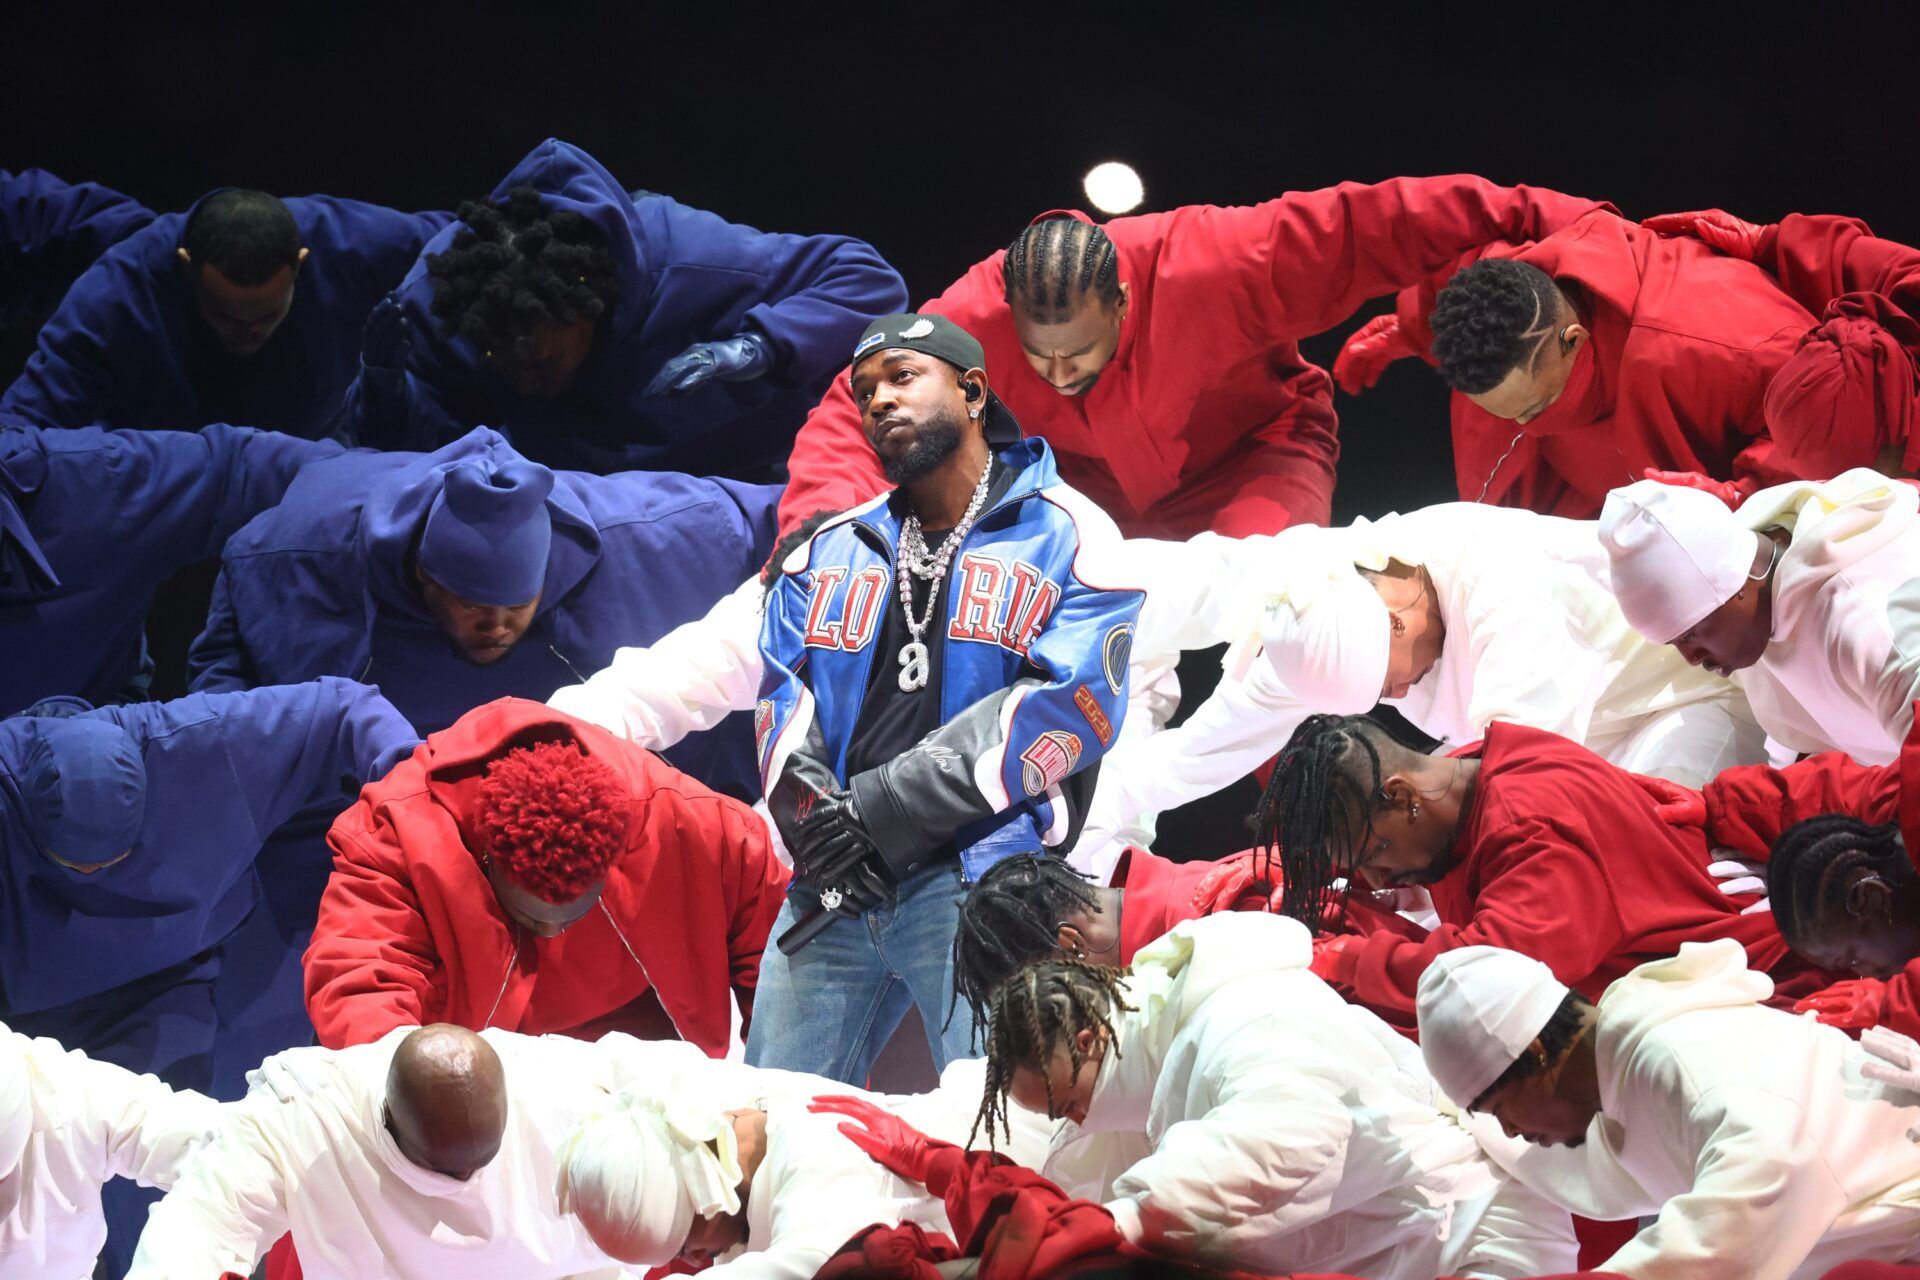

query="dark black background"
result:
[7,4,1917,847]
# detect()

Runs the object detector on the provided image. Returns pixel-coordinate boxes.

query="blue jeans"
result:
[745,861,978,1084]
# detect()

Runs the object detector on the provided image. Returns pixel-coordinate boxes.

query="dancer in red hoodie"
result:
[303,697,786,1055]
[1335,207,1815,515]
[779,175,1607,539]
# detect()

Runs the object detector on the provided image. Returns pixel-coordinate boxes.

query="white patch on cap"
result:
[853,331,886,359]
[899,319,935,339]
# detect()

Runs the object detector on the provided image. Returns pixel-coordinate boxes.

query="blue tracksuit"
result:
[0,422,340,717]
[339,138,907,480]
[188,427,780,794]
[0,167,155,325]
[0,678,416,1272]
[1,192,452,438]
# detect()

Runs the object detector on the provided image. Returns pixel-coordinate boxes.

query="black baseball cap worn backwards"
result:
[851,312,1021,443]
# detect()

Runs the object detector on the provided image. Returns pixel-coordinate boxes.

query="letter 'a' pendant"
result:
[897,641,930,692]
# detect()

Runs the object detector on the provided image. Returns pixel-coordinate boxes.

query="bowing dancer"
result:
[811,1096,1271,1280]
[0,167,154,326]
[1336,205,1818,515]
[1600,469,1920,765]
[552,1061,1053,1279]
[340,137,905,479]
[971,913,1577,1279]
[0,679,415,1272]
[189,425,777,793]
[950,849,1305,1032]
[0,421,337,717]
[750,313,1141,1081]
[3,188,450,438]
[1416,943,1920,1280]
[1669,706,1920,1036]
[781,174,1608,540]
[1259,712,1815,1023]
[0,1024,220,1280]
[304,698,784,1055]
[129,1024,659,1280]
[1648,207,1920,480]
[1078,500,1760,873]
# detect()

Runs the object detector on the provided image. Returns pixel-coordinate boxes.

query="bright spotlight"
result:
[1083,161,1144,215]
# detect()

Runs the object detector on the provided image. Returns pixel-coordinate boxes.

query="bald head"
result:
[384,1024,508,1180]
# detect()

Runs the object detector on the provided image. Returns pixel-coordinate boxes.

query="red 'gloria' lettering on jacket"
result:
[948,553,1059,658]
[801,555,1059,658]
[802,566,887,650]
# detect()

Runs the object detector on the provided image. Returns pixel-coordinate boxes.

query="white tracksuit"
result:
[1715,469,1920,764]
[1079,502,1762,874]
[0,1025,220,1280]
[1495,940,1920,1280]
[1035,913,1577,1279]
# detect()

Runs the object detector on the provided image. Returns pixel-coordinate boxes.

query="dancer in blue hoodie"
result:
[0,677,417,1273]
[0,421,339,717]
[1,167,155,326]
[2,188,451,438]
[188,426,778,794]
[339,138,907,480]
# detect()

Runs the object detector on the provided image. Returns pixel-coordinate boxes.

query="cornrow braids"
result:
[426,185,620,365]
[1430,258,1565,395]
[1253,713,1415,928]
[1769,814,1909,952]
[971,958,1133,1149]
[1003,217,1122,324]
[949,854,1102,1039]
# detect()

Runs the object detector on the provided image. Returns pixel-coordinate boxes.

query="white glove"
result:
[247,1045,335,1103]
[1859,1025,1920,1140]
[1707,851,1771,915]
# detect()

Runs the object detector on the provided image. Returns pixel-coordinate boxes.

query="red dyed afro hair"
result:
[475,740,630,903]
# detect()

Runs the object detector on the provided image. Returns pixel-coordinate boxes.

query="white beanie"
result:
[1598,479,1756,644]
[1415,946,1570,1109]
[1259,562,1391,713]
[554,1091,744,1267]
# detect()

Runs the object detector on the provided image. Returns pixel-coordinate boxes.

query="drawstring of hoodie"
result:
[482,921,519,1030]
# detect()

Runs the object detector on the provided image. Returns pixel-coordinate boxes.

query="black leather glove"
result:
[795,789,891,910]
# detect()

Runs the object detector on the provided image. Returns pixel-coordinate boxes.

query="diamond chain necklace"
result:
[893,454,993,692]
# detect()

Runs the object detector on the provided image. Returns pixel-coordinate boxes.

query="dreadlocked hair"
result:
[949,854,1102,1040]
[1002,216,1121,323]
[1430,258,1564,394]
[426,185,620,365]
[1769,814,1910,954]
[971,958,1133,1150]
[1253,712,1425,928]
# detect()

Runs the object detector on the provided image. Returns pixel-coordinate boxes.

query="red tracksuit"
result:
[778,176,1607,539]
[1337,722,1802,1021]
[303,697,786,1054]
[1700,708,1920,1040]
[1391,209,1815,516]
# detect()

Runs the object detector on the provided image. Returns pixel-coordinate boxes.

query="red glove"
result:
[1189,850,1286,915]
[1641,468,1756,508]
[1333,314,1419,395]
[1624,771,1707,829]
[1640,209,1772,260]
[1309,933,1359,986]
[808,1094,953,1184]
[1794,977,1891,1030]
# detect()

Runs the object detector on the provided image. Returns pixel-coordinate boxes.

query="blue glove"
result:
[642,331,772,397]
[361,294,412,373]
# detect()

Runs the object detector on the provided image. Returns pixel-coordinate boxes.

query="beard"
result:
[879,408,965,484]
